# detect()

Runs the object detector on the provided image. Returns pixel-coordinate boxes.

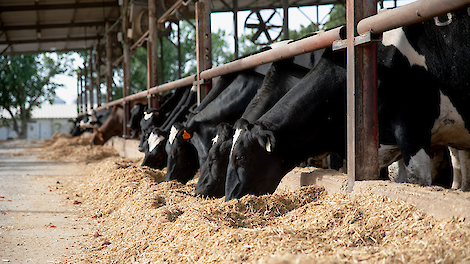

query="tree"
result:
[323,4,346,29]
[0,53,67,139]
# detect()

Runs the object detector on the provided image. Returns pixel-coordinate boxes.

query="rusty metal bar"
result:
[200,26,342,80]
[106,21,114,103]
[157,0,186,28]
[94,27,342,112]
[112,30,149,68]
[94,74,196,111]
[195,0,212,103]
[357,0,470,35]
[347,0,378,193]
[148,0,159,103]
[89,50,94,110]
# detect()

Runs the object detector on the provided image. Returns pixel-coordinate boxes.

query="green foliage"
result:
[323,4,346,29]
[0,53,68,138]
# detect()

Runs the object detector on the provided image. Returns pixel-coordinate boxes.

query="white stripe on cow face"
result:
[382,28,427,70]
[169,126,178,145]
[405,149,432,186]
[148,132,165,152]
[230,128,242,156]
[212,134,219,145]
[144,112,153,120]
[431,91,470,148]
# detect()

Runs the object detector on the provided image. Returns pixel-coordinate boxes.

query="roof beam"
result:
[0,35,102,45]
[0,21,105,31]
[0,2,117,12]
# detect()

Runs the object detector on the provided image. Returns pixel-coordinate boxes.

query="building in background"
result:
[0,97,77,140]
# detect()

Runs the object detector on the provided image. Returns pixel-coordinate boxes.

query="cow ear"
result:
[257,130,276,153]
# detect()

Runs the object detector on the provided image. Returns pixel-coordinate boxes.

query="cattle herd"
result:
[70,6,470,201]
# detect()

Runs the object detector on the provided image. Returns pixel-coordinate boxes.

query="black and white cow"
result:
[165,66,270,184]
[138,87,189,152]
[127,103,148,139]
[194,49,322,197]
[141,86,196,169]
[226,7,470,200]
[69,113,90,137]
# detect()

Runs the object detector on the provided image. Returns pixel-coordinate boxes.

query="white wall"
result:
[0,118,73,140]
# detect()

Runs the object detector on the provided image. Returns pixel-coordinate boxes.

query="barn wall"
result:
[0,119,73,140]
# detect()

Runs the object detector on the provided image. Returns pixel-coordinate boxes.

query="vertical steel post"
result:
[346,0,379,192]
[122,0,130,137]
[233,0,239,59]
[195,0,212,100]
[96,46,102,107]
[77,69,81,114]
[89,50,94,110]
[83,62,88,113]
[105,21,113,103]
[282,0,289,40]
[148,0,159,108]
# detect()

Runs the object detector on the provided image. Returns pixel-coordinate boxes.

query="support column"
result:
[346,0,379,192]
[83,62,88,113]
[233,0,239,59]
[77,69,81,114]
[89,50,94,110]
[122,0,131,137]
[282,0,289,40]
[106,21,114,103]
[195,0,212,102]
[96,46,102,107]
[148,0,159,108]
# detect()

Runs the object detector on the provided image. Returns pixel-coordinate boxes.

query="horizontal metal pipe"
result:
[200,27,343,80]
[93,74,195,112]
[357,0,470,35]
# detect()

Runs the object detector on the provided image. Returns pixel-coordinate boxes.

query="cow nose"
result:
[137,146,144,152]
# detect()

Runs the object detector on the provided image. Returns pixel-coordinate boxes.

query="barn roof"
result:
[0,0,343,55]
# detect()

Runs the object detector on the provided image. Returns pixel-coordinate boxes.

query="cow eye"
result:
[235,155,246,164]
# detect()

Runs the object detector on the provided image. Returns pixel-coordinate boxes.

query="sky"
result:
[53,1,412,105]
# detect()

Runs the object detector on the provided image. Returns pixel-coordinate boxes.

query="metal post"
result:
[160,37,164,83]
[106,21,113,103]
[177,21,182,79]
[195,0,212,100]
[148,0,159,91]
[346,0,379,192]
[233,0,239,59]
[96,46,102,107]
[83,62,88,113]
[89,50,94,110]
[282,0,289,40]
[122,0,130,137]
[77,69,81,114]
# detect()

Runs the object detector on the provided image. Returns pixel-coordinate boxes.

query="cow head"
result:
[195,123,233,198]
[225,119,284,201]
[126,103,147,138]
[165,123,199,184]
[91,127,105,146]
[141,127,168,169]
[138,109,160,152]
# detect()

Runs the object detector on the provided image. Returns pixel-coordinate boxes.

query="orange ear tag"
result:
[182,130,191,140]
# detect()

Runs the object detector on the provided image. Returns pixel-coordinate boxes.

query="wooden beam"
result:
[0,2,117,12]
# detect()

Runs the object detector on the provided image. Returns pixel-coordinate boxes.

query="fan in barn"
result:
[244,9,284,45]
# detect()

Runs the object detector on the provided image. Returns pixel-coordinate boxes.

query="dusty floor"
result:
[0,139,94,263]
[2,134,470,264]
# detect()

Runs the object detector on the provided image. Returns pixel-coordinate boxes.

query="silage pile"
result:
[61,156,470,264]
[37,133,118,162]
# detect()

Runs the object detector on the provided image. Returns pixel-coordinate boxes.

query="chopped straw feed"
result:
[39,134,470,263]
